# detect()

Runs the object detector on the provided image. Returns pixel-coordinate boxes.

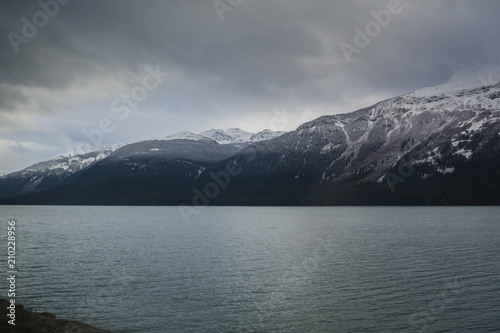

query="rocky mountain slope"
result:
[231,79,500,184]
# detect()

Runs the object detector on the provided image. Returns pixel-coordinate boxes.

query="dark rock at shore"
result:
[0,299,110,333]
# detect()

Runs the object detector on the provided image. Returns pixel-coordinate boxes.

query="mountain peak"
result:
[50,143,126,160]
[409,74,500,98]
[165,131,216,143]
[180,127,285,144]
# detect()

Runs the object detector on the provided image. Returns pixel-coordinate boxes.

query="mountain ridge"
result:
[2,78,500,205]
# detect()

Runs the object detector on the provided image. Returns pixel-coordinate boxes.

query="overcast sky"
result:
[1,0,499,174]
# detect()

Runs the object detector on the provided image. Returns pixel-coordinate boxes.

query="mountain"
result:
[232,79,500,184]
[164,131,216,142]
[0,144,124,200]
[141,128,285,145]
[249,129,287,142]
[199,128,286,144]
[204,78,500,205]
[198,129,234,144]
[0,129,283,202]
[1,78,500,205]
[225,128,255,143]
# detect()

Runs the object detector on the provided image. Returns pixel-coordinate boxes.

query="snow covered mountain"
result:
[0,144,124,199]
[0,127,282,200]
[201,77,499,204]
[1,78,500,205]
[141,128,285,145]
[230,78,500,182]
[225,128,255,143]
[164,131,216,142]
[197,128,285,144]
[249,129,287,142]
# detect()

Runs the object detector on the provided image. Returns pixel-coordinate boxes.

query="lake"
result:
[1,206,499,332]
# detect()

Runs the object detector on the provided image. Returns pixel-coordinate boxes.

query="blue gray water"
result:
[1,206,499,332]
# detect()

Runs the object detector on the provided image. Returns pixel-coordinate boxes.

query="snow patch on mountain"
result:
[52,143,126,160]
[1,144,125,182]
[411,74,500,98]
[249,129,287,142]
[199,129,234,144]
[166,128,287,145]
[165,131,214,142]
[225,128,254,143]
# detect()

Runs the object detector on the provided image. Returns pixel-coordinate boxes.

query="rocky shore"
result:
[0,299,110,333]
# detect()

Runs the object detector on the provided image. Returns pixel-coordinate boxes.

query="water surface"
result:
[1,206,499,332]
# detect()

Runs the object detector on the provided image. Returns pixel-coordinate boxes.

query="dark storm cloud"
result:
[1,0,500,173]
[2,0,499,105]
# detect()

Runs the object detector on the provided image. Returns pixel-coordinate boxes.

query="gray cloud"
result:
[1,0,500,173]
